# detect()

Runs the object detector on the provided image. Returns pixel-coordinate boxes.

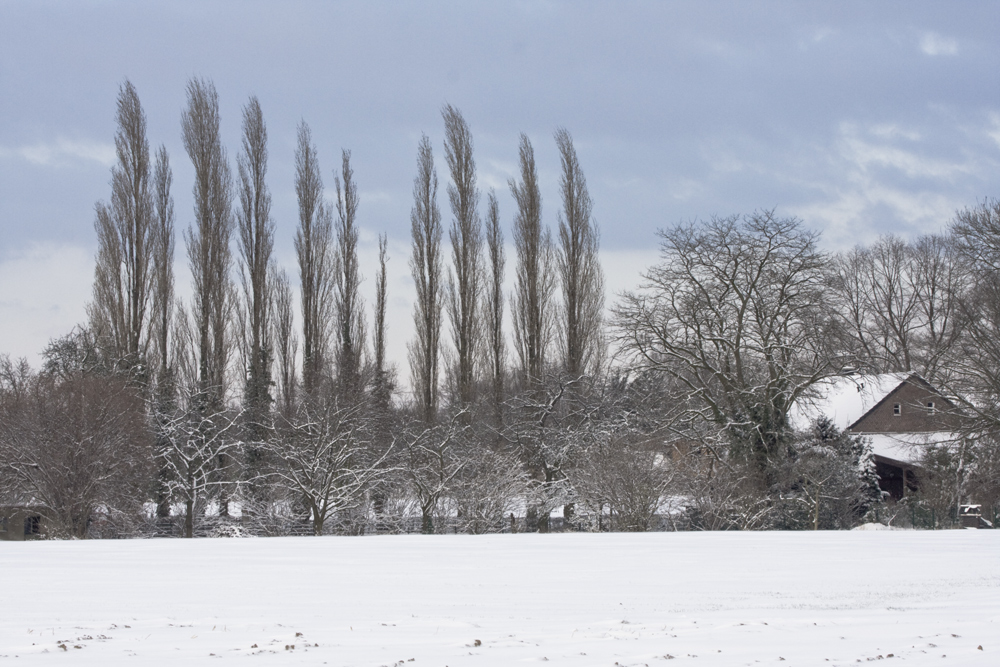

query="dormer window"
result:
[927,401,936,414]
[893,403,901,416]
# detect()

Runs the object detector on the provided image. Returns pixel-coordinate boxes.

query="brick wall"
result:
[852,378,956,433]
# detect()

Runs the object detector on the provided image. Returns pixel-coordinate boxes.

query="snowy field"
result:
[1,531,997,666]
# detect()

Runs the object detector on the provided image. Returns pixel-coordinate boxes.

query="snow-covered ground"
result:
[1,531,997,666]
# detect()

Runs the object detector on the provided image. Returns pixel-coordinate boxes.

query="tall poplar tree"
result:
[510,134,555,387]
[270,264,298,417]
[235,95,275,431]
[151,145,175,392]
[294,122,335,398]
[408,135,443,424]
[90,79,154,372]
[181,77,234,409]
[443,105,482,410]
[151,144,176,518]
[483,190,506,421]
[373,234,392,410]
[555,128,604,379]
[333,150,365,403]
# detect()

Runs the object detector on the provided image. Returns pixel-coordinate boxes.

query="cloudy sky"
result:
[1,1,998,377]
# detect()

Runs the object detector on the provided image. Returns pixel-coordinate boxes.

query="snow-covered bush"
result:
[571,438,675,532]
[451,450,529,534]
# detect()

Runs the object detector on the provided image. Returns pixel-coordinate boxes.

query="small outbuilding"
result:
[0,505,47,541]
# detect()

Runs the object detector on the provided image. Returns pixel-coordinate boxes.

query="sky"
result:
[1,1,998,381]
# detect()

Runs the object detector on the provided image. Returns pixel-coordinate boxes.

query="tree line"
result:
[1,78,998,537]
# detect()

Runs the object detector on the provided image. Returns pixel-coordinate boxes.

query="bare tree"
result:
[270,264,298,418]
[408,135,444,424]
[181,77,234,410]
[452,449,528,534]
[832,234,966,385]
[333,150,366,402]
[572,434,676,532]
[510,133,555,387]
[482,190,506,422]
[505,376,580,532]
[404,414,467,533]
[951,198,1000,273]
[266,402,390,535]
[0,367,152,538]
[235,95,275,434]
[89,79,154,372]
[908,234,967,384]
[554,128,604,380]
[947,200,1000,440]
[156,397,242,538]
[830,246,878,366]
[841,236,922,373]
[294,121,336,398]
[443,105,482,411]
[614,212,839,481]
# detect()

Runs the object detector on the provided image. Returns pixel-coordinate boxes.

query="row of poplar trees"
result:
[86,78,605,534]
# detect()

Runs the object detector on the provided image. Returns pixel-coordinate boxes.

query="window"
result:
[893,403,901,416]
[24,515,40,536]
[927,401,936,414]
[0,516,7,533]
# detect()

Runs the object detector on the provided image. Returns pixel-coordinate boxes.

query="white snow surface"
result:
[2,532,997,665]
[790,373,911,431]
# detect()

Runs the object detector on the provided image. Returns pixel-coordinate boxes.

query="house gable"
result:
[850,375,957,434]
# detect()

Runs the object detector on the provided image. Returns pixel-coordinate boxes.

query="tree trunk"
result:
[185,499,194,538]
[813,484,821,531]
[421,506,434,534]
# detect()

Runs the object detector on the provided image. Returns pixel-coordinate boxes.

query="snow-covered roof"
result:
[789,373,912,432]
[865,432,959,466]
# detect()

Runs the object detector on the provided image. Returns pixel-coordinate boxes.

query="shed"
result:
[0,505,47,541]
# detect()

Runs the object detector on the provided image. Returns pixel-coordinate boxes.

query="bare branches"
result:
[831,234,967,385]
[156,398,242,538]
[945,200,1000,438]
[403,412,468,533]
[1,369,152,538]
[266,402,391,535]
[614,212,835,474]
[573,436,676,532]
[952,198,1000,274]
